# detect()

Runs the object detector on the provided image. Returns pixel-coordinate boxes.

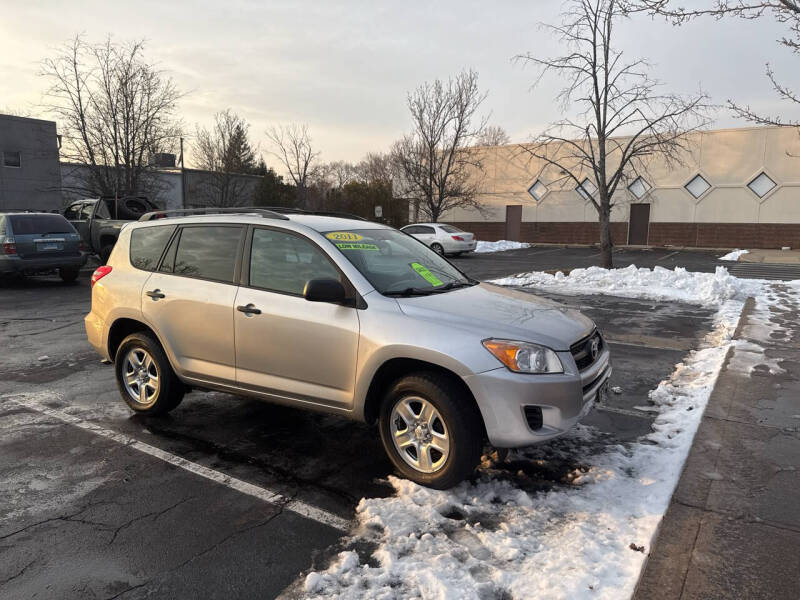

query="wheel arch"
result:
[362,357,485,437]
[107,317,161,362]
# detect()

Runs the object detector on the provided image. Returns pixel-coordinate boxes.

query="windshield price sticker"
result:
[336,242,379,251]
[326,231,363,242]
[410,262,444,287]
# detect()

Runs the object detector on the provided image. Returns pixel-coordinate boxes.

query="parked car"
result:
[64,196,161,262]
[0,212,87,282]
[401,223,477,256]
[85,209,610,488]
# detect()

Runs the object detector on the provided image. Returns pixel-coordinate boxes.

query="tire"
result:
[114,332,184,415]
[431,243,444,256]
[100,243,114,264]
[378,372,484,489]
[59,266,80,283]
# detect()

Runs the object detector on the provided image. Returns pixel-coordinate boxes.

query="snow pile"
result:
[491,265,760,309]
[303,266,765,600]
[474,240,531,253]
[719,249,749,261]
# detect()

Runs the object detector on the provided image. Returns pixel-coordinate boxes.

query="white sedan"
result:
[400,223,477,256]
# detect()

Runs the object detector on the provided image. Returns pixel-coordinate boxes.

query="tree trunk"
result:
[599,203,613,269]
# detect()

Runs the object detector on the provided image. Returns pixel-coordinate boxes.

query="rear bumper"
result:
[464,348,611,447]
[0,253,87,274]
[445,240,477,253]
[85,311,110,361]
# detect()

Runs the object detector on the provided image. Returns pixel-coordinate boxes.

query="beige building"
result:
[443,125,800,249]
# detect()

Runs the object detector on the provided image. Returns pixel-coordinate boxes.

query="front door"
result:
[234,227,360,408]
[628,203,650,245]
[141,224,245,383]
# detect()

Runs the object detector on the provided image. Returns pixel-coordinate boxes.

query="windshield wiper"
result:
[383,287,439,297]
[383,280,477,297]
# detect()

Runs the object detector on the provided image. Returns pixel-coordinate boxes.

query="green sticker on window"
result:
[336,242,379,251]
[410,262,443,286]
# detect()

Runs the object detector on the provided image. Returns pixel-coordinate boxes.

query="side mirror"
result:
[303,278,346,304]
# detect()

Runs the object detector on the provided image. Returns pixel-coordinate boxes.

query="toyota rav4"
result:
[85,209,611,488]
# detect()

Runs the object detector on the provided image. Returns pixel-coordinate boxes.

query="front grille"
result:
[570,331,603,370]
[524,406,543,430]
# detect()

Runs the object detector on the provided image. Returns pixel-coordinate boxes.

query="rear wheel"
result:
[59,266,80,283]
[431,243,444,256]
[378,372,483,489]
[114,332,184,414]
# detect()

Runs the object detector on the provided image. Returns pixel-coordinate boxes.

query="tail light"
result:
[2,239,16,255]
[79,240,89,252]
[91,266,112,287]
[452,235,464,241]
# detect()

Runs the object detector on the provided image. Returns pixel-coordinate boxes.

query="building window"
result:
[3,151,21,168]
[575,177,597,200]
[684,174,711,199]
[527,179,548,201]
[747,172,777,198]
[628,176,650,199]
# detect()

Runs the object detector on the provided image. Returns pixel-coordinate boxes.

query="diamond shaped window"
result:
[628,176,650,200]
[576,177,597,200]
[747,172,777,198]
[527,180,548,201]
[685,174,711,199]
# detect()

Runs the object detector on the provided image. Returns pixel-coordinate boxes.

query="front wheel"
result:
[378,372,484,489]
[114,332,184,414]
[430,243,444,256]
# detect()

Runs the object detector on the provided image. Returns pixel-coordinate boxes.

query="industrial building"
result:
[443,125,800,249]
[0,114,62,211]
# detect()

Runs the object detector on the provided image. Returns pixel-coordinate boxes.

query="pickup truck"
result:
[64,197,160,262]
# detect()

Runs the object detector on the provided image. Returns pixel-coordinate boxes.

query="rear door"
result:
[7,214,81,258]
[141,224,245,384]
[233,226,360,408]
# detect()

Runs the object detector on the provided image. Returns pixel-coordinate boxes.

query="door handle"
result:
[146,289,165,299]
[236,303,261,315]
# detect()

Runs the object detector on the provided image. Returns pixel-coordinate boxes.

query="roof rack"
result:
[261,207,369,221]
[138,207,290,222]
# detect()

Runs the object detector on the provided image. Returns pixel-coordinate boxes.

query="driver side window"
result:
[249,228,340,296]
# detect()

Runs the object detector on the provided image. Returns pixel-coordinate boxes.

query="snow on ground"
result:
[474,240,531,253]
[303,266,765,600]
[719,249,749,261]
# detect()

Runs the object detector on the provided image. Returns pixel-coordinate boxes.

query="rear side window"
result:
[8,214,75,235]
[130,225,176,271]
[440,225,462,233]
[170,225,244,283]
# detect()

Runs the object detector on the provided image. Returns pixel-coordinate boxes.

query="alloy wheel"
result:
[390,396,450,473]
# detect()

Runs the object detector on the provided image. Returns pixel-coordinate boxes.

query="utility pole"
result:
[179,137,187,208]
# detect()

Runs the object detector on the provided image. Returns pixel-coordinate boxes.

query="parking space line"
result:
[3,394,352,533]
[656,250,681,262]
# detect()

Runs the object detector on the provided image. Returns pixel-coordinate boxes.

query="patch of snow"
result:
[719,249,749,261]
[474,240,531,253]
[728,340,785,375]
[491,265,761,311]
[304,266,768,600]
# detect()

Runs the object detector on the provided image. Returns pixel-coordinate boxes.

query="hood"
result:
[395,283,595,351]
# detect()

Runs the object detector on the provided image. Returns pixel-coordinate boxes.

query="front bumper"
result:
[464,348,611,447]
[0,253,87,275]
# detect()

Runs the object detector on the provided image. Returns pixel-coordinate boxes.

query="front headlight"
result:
[482,339,563,374]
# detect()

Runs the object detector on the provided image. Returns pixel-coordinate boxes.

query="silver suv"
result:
[85,209,611,488]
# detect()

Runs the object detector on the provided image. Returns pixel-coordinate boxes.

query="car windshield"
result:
[324,229,474,296]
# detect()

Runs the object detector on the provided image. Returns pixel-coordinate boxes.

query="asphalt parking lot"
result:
[0,250,715,599]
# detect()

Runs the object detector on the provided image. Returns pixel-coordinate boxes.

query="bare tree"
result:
[628,1,800,125]
[265,123,319,207]
[476,125,511,146]
[517,0,709,267]
[391,69,489,222]
[41,36,183,203]
[193,109,258,206]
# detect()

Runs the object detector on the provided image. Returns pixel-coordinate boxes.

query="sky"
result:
[1,0,799,171]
